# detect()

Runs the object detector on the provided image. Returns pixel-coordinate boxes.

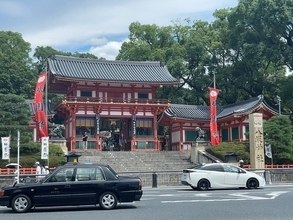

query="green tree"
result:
[0,31,36,98]
[0,93,31,142]
[264,115,293,164]
[226,0,292,107]
[117,21,207,105]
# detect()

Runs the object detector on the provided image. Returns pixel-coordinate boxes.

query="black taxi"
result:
[0,163,143,213]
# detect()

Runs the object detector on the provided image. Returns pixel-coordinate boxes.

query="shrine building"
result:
[159,95,279,151]
[46,55,179,151]
[32,55,280,151]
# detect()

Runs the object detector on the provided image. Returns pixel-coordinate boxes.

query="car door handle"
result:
[65,185,71,188]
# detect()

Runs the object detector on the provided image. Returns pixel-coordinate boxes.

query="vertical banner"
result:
[96,114,100,134]
[132,115,136,135]
[34,72,48,138]
[41,137,49,159]
[209,87,220,146]
[1,137,10,160]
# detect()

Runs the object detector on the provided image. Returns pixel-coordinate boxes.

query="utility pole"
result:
[276,95,281,115]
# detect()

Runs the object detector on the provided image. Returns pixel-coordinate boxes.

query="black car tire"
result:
[99,192,118,210]
[247,178,258,189]
[197,179,209,191]
[11,194,32,213]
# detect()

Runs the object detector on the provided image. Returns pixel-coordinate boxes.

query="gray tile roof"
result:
[47,55,179,84]
[164,95,279,120]
[165,104,212,120]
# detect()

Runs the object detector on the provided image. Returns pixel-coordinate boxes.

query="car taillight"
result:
[0,190,5,197]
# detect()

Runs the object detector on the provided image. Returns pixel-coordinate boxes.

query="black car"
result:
[0,163,143,213]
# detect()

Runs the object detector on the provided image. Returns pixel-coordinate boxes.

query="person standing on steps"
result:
[119,133,126,151]
[83,132,88,151]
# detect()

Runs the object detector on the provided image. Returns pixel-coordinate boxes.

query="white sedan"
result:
[181,163,265,190]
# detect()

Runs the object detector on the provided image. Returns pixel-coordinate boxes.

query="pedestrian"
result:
[82,132,88,150]
[162,135,166,151]
[44,166,50,175]
[239,159,244,168]
[34,161,42,182]
[14,168,19,182]
[119,134,126,151]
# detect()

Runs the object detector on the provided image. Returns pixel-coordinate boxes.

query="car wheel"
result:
[99,192,118,210]
[197,179,209,191]
[11,194,32,213]
[247,178,259,189]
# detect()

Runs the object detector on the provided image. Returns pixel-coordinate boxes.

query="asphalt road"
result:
[1,185,293,220]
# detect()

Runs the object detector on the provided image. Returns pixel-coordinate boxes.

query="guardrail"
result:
[0,169,292,188]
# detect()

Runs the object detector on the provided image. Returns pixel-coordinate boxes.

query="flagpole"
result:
[17,130,20,184]
[213,73,216,89]
[45,63,49,168]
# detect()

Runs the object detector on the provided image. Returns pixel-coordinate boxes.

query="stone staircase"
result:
[78,151,194,172]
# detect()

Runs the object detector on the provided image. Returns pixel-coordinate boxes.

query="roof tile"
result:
[47,55,179,84]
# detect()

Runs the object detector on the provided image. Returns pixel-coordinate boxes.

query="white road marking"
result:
[266,191,289,199]
[160,191,289,203]
[194,193,212,197]
[228,192,268,200]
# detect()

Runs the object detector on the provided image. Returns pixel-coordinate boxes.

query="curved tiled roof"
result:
[165,104,213,120]
[165,95,279,120]
[47,55,179,84]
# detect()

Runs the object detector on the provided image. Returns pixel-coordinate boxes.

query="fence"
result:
[0,169,293,188]
[1,165,293,175]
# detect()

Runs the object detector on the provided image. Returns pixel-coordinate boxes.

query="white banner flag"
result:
[265,142,272,159]
[1,137,10,160]
[41,137,49,159]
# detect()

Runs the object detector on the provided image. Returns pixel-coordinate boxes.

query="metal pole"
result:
[17,130,20,184]
[213,73,216,89]
[45,64,49,168]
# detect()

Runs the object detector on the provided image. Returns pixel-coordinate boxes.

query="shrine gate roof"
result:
[164,95,279,120]
[47,55,179,84]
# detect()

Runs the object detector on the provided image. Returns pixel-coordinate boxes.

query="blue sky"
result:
[0,0,238,60]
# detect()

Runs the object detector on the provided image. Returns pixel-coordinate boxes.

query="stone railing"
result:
[1,169,293,188]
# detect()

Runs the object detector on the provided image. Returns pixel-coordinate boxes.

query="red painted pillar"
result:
[153,116,158,151]
[179,122,183,151]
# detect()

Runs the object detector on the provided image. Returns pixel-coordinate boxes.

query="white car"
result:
[181,163,265,190]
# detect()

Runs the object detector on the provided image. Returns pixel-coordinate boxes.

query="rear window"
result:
[200,164,224,172]
[102,166,118,180]
[188,164,204,169]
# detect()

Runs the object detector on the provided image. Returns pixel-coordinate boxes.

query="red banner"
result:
[34,72,48,138]
[209,87,220,146]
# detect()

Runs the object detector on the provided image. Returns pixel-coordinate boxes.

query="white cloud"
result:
[89,41,124,60]
[0,0,238,60]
